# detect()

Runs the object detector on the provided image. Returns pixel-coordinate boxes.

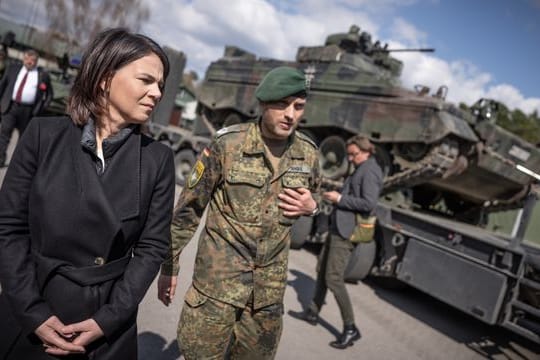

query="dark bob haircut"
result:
[67,28,169,126]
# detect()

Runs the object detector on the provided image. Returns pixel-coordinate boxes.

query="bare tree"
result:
[45,0,150,49]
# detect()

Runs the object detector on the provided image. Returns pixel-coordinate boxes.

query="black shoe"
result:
[329,325,361,349]
[288,308,319,326]
[0,155,5,168]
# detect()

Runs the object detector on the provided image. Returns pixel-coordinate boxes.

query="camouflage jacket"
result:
[161,122,320,309]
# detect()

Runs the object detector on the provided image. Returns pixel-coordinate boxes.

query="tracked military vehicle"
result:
[197,25,540,221]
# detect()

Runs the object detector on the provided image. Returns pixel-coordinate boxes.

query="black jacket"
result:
[0,63,53,116]
[0,116,174,359]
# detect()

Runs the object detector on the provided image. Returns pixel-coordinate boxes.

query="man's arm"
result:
[158,141,222,305]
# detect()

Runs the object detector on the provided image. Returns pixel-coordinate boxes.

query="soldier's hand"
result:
[158,274,178,306]
[35,316,86,356]
[278,187,317,217]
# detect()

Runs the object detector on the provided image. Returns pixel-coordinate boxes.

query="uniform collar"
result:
[242,120,306,159]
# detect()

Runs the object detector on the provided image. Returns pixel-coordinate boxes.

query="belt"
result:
[56,254,132,286]
[33,251,132,289]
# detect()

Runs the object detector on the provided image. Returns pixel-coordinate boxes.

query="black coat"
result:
[0,63,53,116]
[333,157,383,239]
[0,116,175,359]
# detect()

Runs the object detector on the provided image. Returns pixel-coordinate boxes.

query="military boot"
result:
[329,324,361,349]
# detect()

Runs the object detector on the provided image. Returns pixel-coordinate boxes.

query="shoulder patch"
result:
[296,130,318,149]
[188,160,205,188]
[215,123,249,139]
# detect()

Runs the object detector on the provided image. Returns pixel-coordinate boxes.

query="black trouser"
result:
[309,234,355,327]
[0,102,33,160]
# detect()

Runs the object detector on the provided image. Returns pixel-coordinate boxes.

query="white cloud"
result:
[142,0,380,76]
[390,17,428,48]
[394,49,540,114]
[0,0,380,76]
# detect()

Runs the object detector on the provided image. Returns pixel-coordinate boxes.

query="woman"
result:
[0,28,175,359]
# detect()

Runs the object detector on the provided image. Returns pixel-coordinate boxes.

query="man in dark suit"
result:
[0,48,53,167]
[298,134,383,349]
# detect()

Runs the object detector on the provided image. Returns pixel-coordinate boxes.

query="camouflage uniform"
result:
[162,121,320,359]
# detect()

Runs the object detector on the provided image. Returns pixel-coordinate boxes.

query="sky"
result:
[1,0,539,115]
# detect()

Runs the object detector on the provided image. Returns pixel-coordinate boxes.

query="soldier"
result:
[157,66,321,359]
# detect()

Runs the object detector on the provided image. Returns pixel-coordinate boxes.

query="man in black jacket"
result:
[299,134,383,349]
[0,49,53,167]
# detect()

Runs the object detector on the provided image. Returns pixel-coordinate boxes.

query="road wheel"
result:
[174,149,196,186]
[344,240,376,281]
[290,216,313,249]
[319,135,349,180]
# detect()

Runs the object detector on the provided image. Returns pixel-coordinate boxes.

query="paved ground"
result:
[137,224,540,360]
[2,132,540,359]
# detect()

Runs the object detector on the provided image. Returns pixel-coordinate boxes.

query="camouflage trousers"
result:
[178,285,283,359]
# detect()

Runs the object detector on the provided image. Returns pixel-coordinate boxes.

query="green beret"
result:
[255,66,306,102]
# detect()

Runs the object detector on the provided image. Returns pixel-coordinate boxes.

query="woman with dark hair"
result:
[0,28,174,359]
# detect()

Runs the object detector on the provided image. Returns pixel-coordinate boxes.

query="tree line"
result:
[460,102,540,146]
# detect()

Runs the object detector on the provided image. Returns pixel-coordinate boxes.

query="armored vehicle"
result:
[197,25,540,223]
